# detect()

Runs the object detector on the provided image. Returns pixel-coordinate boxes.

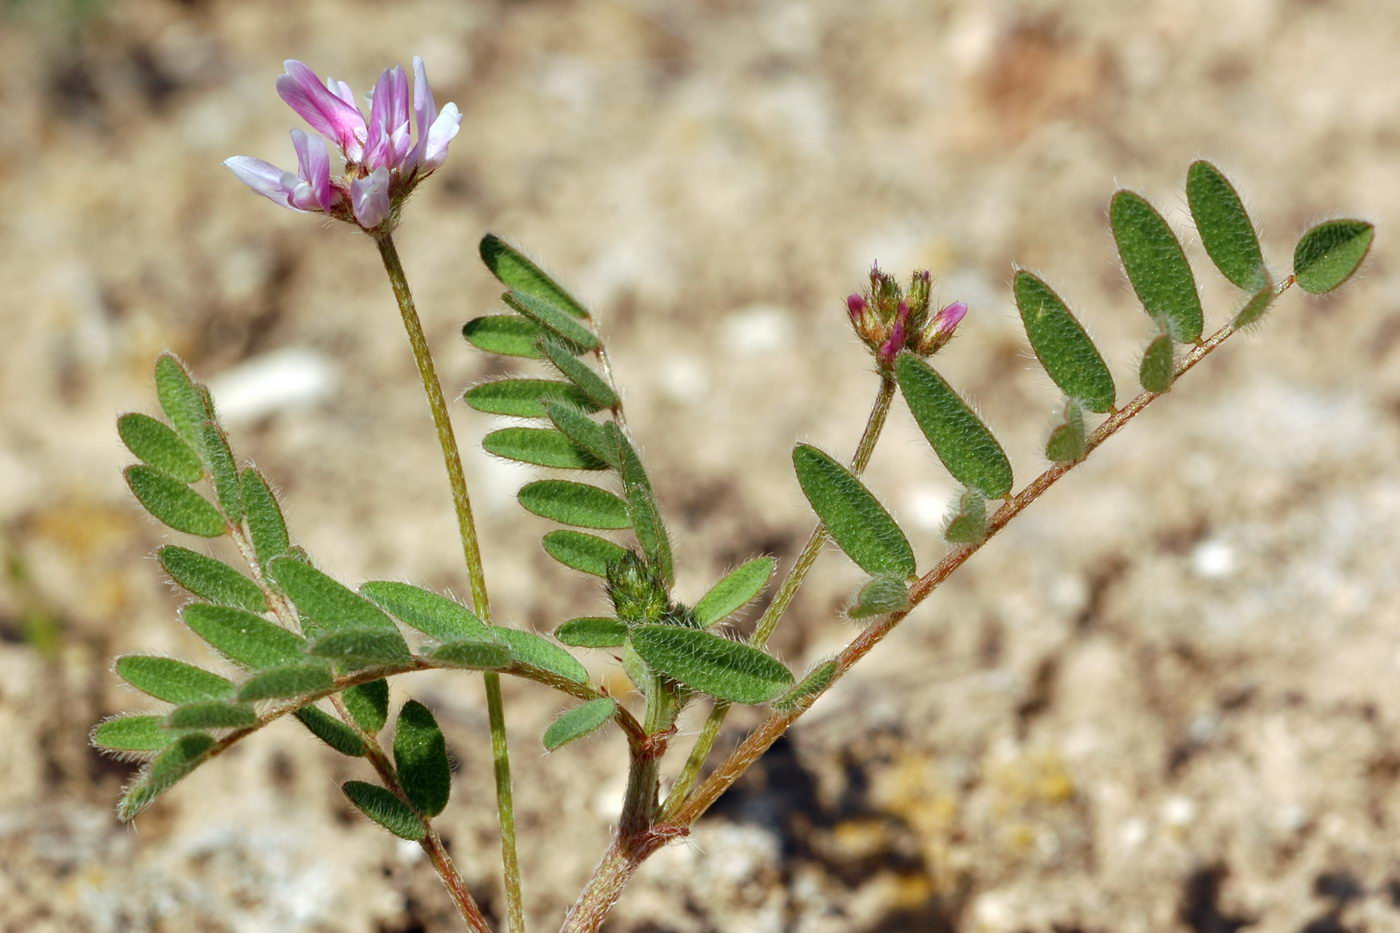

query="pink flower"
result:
[915,301,967,355]
[224,57,463,230]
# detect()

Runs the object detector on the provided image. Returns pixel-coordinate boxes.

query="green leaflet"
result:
[895,353,1014,499]
[429,639,514,670]
[118,732,216,821]
[115,656,233,704]
[342,781,425,841]
[342,679,389,733]
[479,234,592,319]
[268,557,399,636]
[240,468,290,566]
[200,423,243,523]
[394,701,451,817]
[117,413,203,482]
[543,530,628,577]
[309,629,414,667]
[1231,286,1275,330]
[544,401,618,467]
[846,575,911,620]
[1139,333,1175,393]
[555,616,628,648]
[773,661,839,711]
[693,557,777,626]
[125,466,226,537]
[482,427,607,470]
[157,546,267,614]
[1186,160,1267,291]
[166,701,257,730]
[792,444,915,578]
[1044,398,1088,464]
[295,705,366,757]
[1293,219,1375,294]
[518,480,632,530]
[237,663,335,701]
[463,378,598,418]
[154,354,207,451]
[503,291,600,351]
[359,582,497,643]
[92,715,178,753]
[944,489,988,545]
[629,624,793,704]
[182,603,308,670]
[1110,190,1204,343]
[495,628,589,683]
[608,423,674,587]
[539,339,619,410]
[543,698,616,751]
[462,315,553,359]
[1012,272,1115,413]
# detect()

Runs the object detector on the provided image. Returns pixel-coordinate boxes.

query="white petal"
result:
[223,156,306,211]
[421,102,462,171]
[350,167,391,228]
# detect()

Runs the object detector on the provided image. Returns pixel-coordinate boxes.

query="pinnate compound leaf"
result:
[116,656,233,704]
[464,378,597,418]
[240,468,290,566]
[309,629,413,667]
[1186,160,1267,291]
[895,353,1014,499]
[429,639,514,669]
[295,705,366,757]
[118,413,203,482]
[792,444,915,578]
[693,557,777,627]
[1012,272,1115,413]
[1110,190,1204,343]
[503,291,600,351]
[609,424,674,587]
[479,234,592,319]
[846,575,911,620]
[1231,286,1276,329]
[182,603,308,669]
[92,715,178,753]
[1293,219,1374,294]
[166,701,257,730]
[237,662,335,701]
[542,530,628,577]
[495,628,589,683]
[518,481,631,530]
[200,423,243,523]
[483,427,606,470]
[555,616,628,648]
[394,701,451,816]
[154,354,207,451]
[125,466,226,537]
[462,315,553,359]
[1139,333,1175,393]
[544,401,618,467]
[539,339,619,410]
[158,546,267,614]
[342,679,389,733]
[629,625,793,704]
[359,582,497,643]
[543,698,616,751]
[118,732,216,821]
[773,660,839,711]
[268,557,397,635]
[342,781,425,841]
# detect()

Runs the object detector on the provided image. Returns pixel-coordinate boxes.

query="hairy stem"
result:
[660,374,897,818]
[374,233,525,932]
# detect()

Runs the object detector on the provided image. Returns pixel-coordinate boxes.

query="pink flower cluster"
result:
[846,264,967,366]
[225,58,462,230]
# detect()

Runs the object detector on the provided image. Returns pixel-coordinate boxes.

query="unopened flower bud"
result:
[847,293,868,323]
[916,301,968,355]
[606,550,668,623]
[878,301,912,366]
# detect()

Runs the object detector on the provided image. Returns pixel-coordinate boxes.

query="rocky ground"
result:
[2,0,1398,930]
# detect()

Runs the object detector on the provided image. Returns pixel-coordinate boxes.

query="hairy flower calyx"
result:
[846,264,966,368]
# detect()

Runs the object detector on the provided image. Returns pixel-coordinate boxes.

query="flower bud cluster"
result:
[846,263,967,368]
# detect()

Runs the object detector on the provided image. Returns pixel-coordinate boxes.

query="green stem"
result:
[374,233,525,932]
[659,374,897,820]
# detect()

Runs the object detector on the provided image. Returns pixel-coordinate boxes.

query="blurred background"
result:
[2,0,1397,929]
